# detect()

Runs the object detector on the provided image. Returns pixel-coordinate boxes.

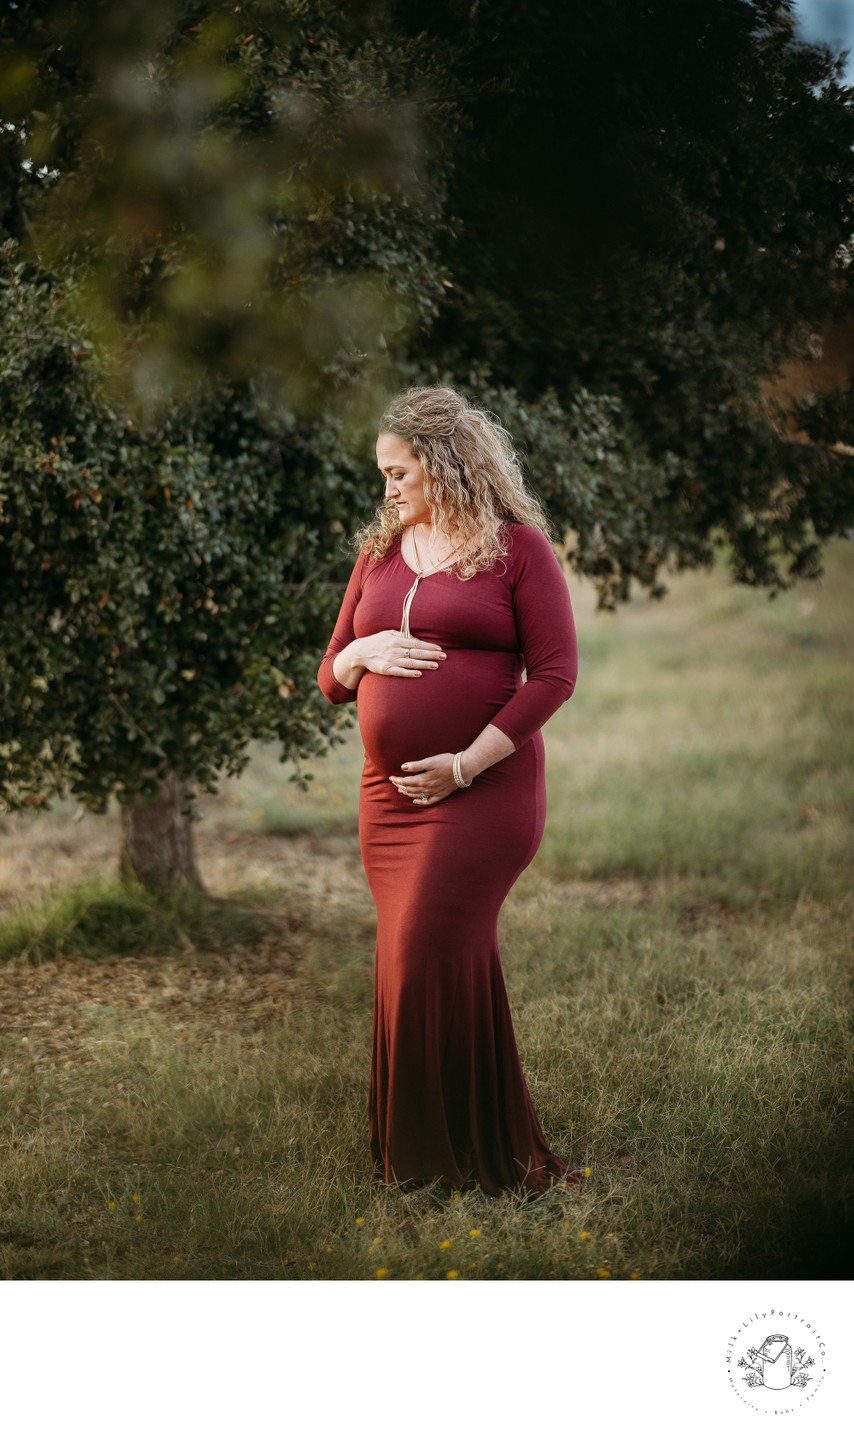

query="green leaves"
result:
[0,5,447,816]
[0,251,373,813]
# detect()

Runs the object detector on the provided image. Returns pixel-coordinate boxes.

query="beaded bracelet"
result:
[453,751,473,788]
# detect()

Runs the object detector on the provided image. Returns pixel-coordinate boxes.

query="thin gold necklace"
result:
[410,524,463,576]
[400,525,463,640]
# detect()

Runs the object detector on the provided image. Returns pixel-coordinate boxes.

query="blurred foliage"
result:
[1,0,854,818]
[0,0,453,411]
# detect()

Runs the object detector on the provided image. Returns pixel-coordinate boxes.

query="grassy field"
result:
[1,542,851,1281]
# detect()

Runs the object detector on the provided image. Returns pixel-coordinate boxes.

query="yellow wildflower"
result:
[630,1271,641,1279]
[596,1267,611,1278]
[107,1201,117,1210]
[446,1269,459,1279]
[375,1268,388,1279]
[134,1214,142,1223]
[355,1217,365,1226]
[132,1193,140,1203]
[325,1246,334,1253]
[171,1255,182,1264]
[372,1237,381,1245]
[584,1168,591,1178]
[579,1231,590,1240]
[468,1228,481,1238]
[439,1239,452,1249]
[307,1261,316,1270]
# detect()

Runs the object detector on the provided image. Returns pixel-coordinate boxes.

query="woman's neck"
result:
[406,521,464,572]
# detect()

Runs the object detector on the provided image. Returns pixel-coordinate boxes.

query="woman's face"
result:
[376,433,431,528]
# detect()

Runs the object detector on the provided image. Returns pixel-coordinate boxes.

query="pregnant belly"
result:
[357,648,521,772]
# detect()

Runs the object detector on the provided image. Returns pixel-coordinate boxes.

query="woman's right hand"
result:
[355,630,447,678]
[331,631,446,690]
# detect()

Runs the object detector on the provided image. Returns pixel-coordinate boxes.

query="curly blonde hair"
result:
[353,386,553,578]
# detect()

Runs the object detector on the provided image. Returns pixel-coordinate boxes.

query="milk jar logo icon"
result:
[726,1309,828,1414]
[742,1334,807,1389]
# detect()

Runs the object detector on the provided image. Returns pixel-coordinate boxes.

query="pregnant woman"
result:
[317,386,583,1199]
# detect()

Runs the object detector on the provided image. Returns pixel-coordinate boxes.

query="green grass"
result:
[0,877,274,964]
[540,554,852,903]
[1,541,852,1280]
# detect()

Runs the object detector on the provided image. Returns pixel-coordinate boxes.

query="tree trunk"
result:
[119,769,206,892]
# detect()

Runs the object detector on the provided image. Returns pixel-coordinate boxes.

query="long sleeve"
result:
[316,549,369,705]
[488,527,578,750]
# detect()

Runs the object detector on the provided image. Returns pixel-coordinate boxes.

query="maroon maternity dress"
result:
[317,522,580,1197]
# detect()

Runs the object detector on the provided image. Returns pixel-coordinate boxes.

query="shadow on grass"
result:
[0,877,286,964]
[716,1187,854,1281]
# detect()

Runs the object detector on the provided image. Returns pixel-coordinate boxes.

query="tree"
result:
[397,0,854,602]
[0,247,382,882]
[0,1,453,884]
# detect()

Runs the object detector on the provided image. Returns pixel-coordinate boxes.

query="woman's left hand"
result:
[389,753,461,806]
